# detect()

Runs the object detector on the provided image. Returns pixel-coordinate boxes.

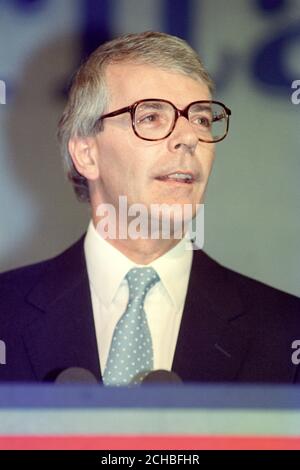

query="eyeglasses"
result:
[97,99,231,143]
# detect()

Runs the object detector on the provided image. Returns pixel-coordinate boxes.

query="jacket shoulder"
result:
[199,250,300,314]
[0,236,85,304]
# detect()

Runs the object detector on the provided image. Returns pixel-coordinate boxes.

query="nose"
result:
[167,116,199,155]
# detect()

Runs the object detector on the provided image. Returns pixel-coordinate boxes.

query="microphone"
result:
[45,367,99,384]
[141,369,182,384]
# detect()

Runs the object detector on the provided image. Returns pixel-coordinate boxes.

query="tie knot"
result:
[126,267,160,302]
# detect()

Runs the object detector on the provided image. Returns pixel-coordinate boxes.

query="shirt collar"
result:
[151,236,193,309]
[84,220,193,310]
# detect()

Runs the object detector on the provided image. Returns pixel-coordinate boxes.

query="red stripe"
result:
[0,435,300,450]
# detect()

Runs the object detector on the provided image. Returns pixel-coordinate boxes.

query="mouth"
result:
[155,171,197,185]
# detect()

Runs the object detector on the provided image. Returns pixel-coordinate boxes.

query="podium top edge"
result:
[0,383,299,409]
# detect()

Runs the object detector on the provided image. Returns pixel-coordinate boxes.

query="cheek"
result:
[201,147,215,173]
[97,131,163,187]
[97,140,128,177]
[206,158,215,177]
[99,148,144,197]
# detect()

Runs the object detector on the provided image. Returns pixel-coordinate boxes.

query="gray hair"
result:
[57,31,214,203]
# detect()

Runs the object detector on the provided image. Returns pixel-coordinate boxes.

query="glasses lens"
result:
[189,102,228,142]
[134,101,174,140]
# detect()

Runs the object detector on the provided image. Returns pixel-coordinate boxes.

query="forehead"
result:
[105,62,211,109]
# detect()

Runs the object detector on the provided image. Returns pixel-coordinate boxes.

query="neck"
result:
[91,215,183,265]
[101,234,181,265]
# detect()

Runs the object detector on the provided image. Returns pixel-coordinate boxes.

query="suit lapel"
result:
[172,250,251,382]
[23,237,101,381]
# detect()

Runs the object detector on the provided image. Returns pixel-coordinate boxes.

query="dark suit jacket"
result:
[0,236,299,383]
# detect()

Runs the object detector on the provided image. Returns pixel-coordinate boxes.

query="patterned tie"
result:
[102,267,160,386]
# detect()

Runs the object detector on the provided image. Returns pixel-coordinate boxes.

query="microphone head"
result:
[53,367,98,384]
[141,369,182,384]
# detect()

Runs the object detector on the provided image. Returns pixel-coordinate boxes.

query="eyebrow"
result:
[190,103,212,113]
[138,102,165,110]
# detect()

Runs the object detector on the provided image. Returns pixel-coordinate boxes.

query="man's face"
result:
[89,62,215,217]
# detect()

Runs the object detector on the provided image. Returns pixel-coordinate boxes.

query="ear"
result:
[68,136,100,181]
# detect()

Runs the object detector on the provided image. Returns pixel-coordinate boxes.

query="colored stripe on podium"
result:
[1,435,300,450]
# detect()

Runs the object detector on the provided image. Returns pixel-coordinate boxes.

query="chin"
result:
[148,200,198,229]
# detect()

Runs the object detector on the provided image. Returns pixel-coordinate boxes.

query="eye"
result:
[137,113,160,124]
[194,115,212,128]
[213,113,225,123]
[139,113,159,122]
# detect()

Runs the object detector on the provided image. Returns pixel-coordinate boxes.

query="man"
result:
[0,32,299,384]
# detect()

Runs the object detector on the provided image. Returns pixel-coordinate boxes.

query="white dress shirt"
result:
[84,221,193,373]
